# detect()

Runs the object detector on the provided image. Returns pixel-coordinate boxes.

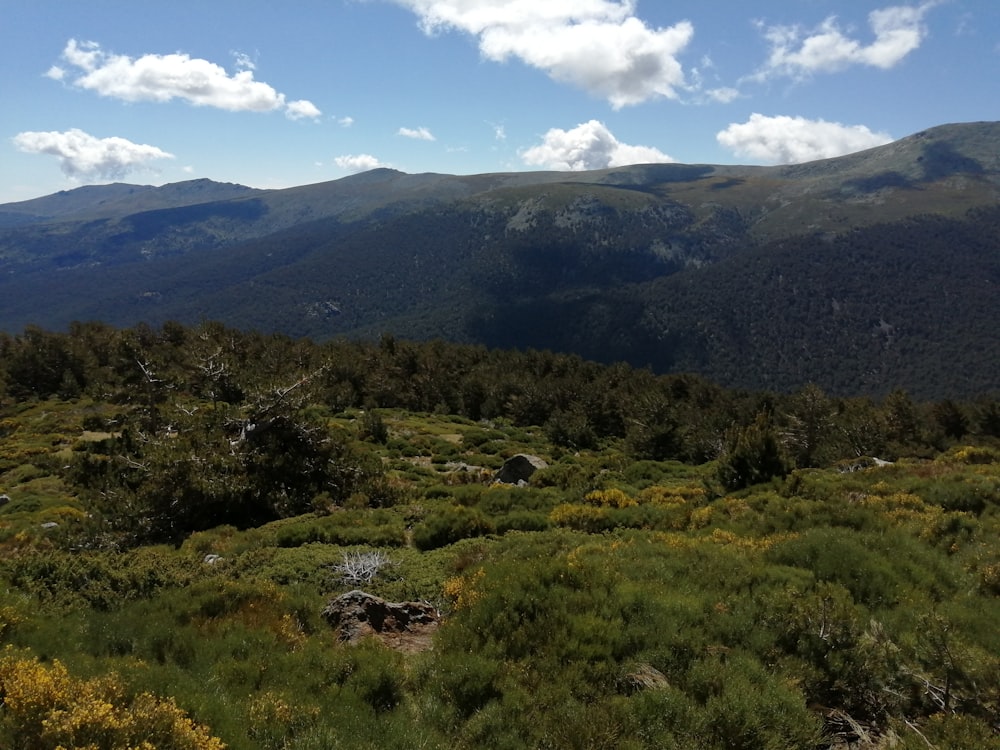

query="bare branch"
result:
[331,550,393,587]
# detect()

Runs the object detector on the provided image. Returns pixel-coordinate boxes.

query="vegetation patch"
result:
[0,322,999,748]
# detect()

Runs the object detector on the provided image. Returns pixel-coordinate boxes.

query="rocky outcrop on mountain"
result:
[493,454,548,485]
[322,590,440,652]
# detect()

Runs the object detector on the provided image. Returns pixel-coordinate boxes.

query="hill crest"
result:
[0,121,997,399]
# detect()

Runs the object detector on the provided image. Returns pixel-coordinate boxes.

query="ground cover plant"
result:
[1,322,999,748]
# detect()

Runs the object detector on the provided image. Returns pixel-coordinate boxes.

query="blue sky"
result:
[2,0,998,202]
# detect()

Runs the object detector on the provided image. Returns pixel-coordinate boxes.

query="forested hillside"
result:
[2,122,998,399]
[2,322,999,748]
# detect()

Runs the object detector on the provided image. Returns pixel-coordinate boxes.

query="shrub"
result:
[346,642,405,713]
[717,413,789,490]
[358,410,389,444]
[495,511,552,534]
[693,651,824,749]
[765,528,906,608]
[330,550,393,587]
[274,512,406,548]
[548,504,614,534]
[941,445,1000,465]
[0,647,226,749]
[583,488,636,508]
[415,651,503,723]
[412,507,495,550]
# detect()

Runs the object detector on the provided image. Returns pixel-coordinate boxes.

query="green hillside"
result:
[1,323,1000,748]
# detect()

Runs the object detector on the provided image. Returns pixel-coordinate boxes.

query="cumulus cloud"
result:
[334,154,391,172]
[13,128,175,180]
[286,99,323,121]
[392,0,694,107]
[753,3,935,80]
[521,120,674,170]
[52,39,321,119]
[716,113,893,164]
[398,126,436,140]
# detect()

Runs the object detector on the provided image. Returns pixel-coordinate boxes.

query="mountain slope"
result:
[1,121,998,398]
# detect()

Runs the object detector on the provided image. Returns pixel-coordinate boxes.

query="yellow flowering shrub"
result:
[0,606,23,640]
[548,503,611,533]
[274,614,307,650]
[636,486,686,506]
[247,690,318,746]
[942,445,999,465]
[0,648,226,750]
[583,488,635,508]
[708,528,798,552]
[443,567,486,610]
[688,506,714,529]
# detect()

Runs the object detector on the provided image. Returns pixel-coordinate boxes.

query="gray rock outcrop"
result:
[493,454,548,485]
[322,590,440,648]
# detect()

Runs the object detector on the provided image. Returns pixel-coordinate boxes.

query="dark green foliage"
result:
[72,406,376,544]
[274,511,406,548]
[717,413,789,490]
[412,506,495,550]
[544,407,599,450]
[359,409,389,444]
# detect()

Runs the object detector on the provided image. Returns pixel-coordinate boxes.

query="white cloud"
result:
[336,116,355,127]
[286,99,322,120]
[521,119,674,170]
[334,154,391,172]
[392,0,694,107]
[398,126,436,140]
[53,39,321,119]
[705,87,740,103]
[716,113,893,164]
[753,3,935,80]
[231,50,256,71]
[13,128,175,180]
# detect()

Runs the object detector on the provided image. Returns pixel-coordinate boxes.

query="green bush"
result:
[495,511,552,534]
[765,529,900,607]
[274,512,406,548]
[414,650,503,723]
[717,413,789,491]
[412,506,495,550]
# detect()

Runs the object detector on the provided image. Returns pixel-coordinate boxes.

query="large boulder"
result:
[493,454,548,485]
[322,590,440,651]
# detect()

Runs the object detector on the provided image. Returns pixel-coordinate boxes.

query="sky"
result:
[2,0,998,203]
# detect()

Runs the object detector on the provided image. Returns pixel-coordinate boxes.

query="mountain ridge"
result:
[1,121,998,399]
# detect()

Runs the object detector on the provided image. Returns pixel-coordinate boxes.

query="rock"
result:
[619,663,670,695]
[493,454,548,485]
[40,521,59,529]
[203,554,223,565]
[322,590,440,651]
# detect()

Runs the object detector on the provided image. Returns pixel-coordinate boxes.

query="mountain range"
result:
[2,121,998,399]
